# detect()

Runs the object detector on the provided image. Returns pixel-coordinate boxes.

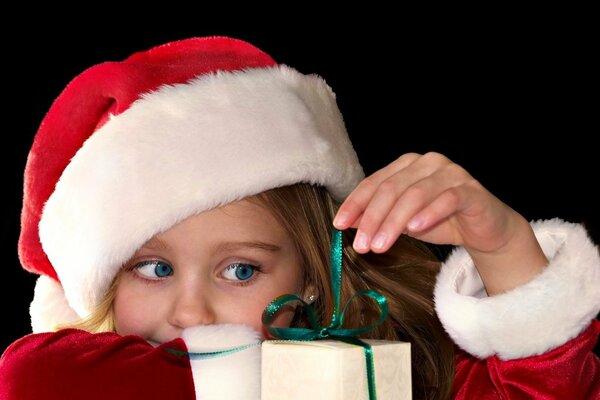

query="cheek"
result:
[229,293,297,339]
[235,271,303,337]
[113,283,161,336]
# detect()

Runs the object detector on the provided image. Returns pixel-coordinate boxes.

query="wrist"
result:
[467,216,548,295]
[435,219,600,359]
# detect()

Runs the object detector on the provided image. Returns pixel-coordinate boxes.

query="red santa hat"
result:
[19,36,364,332]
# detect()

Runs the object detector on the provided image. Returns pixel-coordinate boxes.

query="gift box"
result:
[261,339,411,400]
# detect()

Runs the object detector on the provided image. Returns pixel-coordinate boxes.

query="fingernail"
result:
[333,212,349,229]
[407,216,424,231]
[372,233,387,249]
[354,231,369,250]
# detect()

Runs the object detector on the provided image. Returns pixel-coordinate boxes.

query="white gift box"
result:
[261,339,411,400]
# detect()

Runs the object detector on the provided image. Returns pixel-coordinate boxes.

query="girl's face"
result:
[113,199,305,343]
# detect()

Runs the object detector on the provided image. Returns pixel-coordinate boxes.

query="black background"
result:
[2,18,598,356]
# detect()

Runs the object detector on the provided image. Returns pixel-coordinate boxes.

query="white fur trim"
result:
[38,65,364,317]
[181,324,262,400]
[434,219,600,360]
[29,275,79,333]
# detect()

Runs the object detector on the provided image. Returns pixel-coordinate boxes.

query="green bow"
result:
[262,229,389,400]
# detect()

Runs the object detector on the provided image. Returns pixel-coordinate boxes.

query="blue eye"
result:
[135,261,174,279]
[222,263,258,282]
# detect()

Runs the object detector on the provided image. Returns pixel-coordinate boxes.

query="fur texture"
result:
[434,219,600,360]
[29,276,79,333]
[20,37,276,286]
[36,65,364,319]
[181,324,262,400]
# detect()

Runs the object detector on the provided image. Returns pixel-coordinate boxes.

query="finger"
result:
[407,182,504,249]
[348,213,363,229]
[335,152,454,230]
[362,187,430,253]
[333,153,422,229]
[363,162,472,253]
[408,187,462,233]
[403,185,479,246]
[350,179,405,253]
[333,176,379,230]
[368,152,424,182]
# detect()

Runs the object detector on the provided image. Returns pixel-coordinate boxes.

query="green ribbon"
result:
[165,341,261,360]
[262,229,389,400]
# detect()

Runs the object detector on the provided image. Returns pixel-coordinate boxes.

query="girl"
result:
[1,36,598,400]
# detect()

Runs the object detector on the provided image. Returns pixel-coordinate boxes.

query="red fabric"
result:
[1,322,598,399]
[18,36,277,283]
[0,329,196,400]
[453,319,600,399]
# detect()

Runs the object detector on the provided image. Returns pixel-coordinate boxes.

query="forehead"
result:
[212,198,282,230]
[151,198,288,244]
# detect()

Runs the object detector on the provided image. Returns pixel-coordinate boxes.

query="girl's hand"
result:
[333,152,548,295]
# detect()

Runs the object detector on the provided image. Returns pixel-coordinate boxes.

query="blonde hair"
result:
[63,183,454,400]
[58,277,118,333]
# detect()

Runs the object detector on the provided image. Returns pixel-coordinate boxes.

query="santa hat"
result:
[19,36,364,332]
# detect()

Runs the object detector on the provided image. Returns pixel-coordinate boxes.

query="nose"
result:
[168,286,216,329]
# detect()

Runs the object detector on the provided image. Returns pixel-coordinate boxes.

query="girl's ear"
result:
[303,283,318,304]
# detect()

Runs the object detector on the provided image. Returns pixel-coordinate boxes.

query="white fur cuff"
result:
[181,324,262,400]
[434,219,600,360]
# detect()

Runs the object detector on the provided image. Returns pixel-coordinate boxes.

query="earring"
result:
[306,294,317,304]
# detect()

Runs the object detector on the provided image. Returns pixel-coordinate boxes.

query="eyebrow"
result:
[141,237,170,251]
[141,237,281,253]
[212,240,281,254]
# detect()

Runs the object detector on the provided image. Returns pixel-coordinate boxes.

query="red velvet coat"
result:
[1,322,598,399]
